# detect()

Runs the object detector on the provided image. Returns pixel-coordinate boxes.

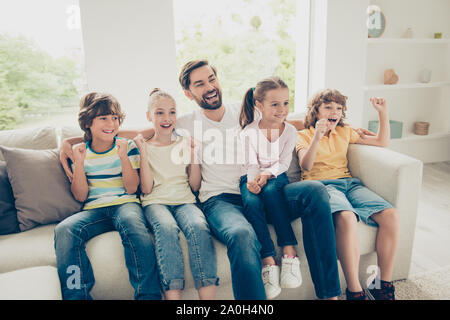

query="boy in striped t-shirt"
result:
[54,92,161,300]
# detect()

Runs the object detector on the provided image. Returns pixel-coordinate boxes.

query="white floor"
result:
[409,161,450,276]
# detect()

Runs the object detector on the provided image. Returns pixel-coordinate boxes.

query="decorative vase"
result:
[419,69,432,83]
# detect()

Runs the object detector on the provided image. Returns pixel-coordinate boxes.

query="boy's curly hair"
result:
[304,89,348,129]
[78,92,125,142]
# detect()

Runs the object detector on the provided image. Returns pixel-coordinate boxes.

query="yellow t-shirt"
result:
[296,126,360,181]
[140,136,197,206]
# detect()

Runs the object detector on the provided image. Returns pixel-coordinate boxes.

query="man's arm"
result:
[59,128,155,181]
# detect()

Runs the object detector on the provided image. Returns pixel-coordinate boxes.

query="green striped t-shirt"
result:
[78,137,140,210]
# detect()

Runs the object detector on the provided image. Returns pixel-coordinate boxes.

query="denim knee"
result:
[228,225,260,260]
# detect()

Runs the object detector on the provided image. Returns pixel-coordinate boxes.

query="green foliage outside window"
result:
[0,34,81,130]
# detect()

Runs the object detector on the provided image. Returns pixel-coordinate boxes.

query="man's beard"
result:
[194,89,222,110]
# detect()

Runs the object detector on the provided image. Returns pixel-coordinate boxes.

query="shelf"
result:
[390,132,450,142]
[367,38,450,44]
[364,82,450,91]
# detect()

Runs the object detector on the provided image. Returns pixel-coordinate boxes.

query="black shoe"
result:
[345,288,369,300]
[368,280,396,300]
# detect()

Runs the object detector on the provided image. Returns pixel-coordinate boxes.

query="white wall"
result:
[79,0,178,127]
[308,0,369,127]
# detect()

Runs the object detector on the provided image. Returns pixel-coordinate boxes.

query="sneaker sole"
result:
[266,287,282,300]
[365,288,376,300]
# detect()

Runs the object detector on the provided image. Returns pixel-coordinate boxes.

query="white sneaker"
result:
[280,255,302,288]
[262,264,281,300]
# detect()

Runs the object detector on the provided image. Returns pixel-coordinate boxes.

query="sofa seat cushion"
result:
[0,266,62,300]
[0,224,57,273]
[85,229,233,300]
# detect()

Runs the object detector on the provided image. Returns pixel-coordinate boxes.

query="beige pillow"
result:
[0,127,58,161]
[0,146,82,231]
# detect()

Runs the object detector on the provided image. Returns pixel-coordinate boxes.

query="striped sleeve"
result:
[126,139,140,169]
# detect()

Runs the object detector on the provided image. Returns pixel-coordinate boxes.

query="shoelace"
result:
[262,267,277,285]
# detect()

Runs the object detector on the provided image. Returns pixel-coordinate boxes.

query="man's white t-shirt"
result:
[175,104,243,203]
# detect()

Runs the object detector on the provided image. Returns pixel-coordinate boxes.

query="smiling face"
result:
[147,96,177,135]
[88,113,120,145]
[184,65,223,110]
[256,88,290,125]
[317,101,343,131]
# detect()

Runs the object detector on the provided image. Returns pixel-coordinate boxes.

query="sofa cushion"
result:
[0,266,62,300]
[0,224,56,273]
[0,161,19,235]
[61,126,83,142]
[286,150,302,183]
[0,146,83,231]
[0,126,58,161]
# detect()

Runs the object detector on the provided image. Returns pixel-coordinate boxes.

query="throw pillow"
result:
[286,150,302,183]
[0,127,57,161]
[0,146,83,232]
[0,161,19,235]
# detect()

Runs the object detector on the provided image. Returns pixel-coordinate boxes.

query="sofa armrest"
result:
[347,144,423,279]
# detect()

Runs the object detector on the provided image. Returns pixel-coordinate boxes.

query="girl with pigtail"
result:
[238,76,302,299]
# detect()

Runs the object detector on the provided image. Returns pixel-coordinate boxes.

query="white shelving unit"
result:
[364,0,450,163]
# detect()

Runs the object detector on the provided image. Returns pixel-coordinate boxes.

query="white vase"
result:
[420,69,432,83]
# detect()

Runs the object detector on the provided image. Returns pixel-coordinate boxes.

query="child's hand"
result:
[116,139,128,159]
[370,97,387,113]
[255,173,271,188]
[72,143,86,164]
[247,180,261,194]
[133,134,147,154]
[313,119,329,141]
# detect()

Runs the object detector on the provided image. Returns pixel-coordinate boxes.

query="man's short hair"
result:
[179,60,217,90]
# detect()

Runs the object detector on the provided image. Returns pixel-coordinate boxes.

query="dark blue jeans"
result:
[240,173,297,259]
[201,193,266,300]
[284,181,341,299]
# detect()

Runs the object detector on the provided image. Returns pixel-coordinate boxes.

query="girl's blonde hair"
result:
[239,76,288,129]
[78,92,125,142]
[147,88,176,110]
[304,89,348,129]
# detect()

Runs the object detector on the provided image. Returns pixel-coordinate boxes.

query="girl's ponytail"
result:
[239,88,256,129]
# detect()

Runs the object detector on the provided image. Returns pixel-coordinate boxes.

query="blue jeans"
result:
[240,173,297,259]
[201,193,266,300]
[54,202,161,300]
[284,181,341,299]
[143,203,218,292]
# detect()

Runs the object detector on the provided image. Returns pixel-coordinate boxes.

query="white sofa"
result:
[0,125,423,300]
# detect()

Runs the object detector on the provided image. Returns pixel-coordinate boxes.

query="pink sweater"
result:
[240,120,297,182]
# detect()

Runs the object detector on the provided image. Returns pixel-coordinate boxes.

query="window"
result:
[173,0,299,113]
[0,0,87,130]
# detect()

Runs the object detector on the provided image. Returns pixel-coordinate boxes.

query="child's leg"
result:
[111,202,162,300]
[173,203,219,300]
[345,178,398,282]
[239,175,277,263]
[54,208,114,300]
[143,204,184,300]
[260,173,298,255]
[370,208,399,282]
[333,210,362,292]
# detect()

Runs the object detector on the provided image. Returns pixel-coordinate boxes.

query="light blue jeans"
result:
[143,203,219,292]
[54,202,161,300]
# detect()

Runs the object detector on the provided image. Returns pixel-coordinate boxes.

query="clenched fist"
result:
[116,139,129,159]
